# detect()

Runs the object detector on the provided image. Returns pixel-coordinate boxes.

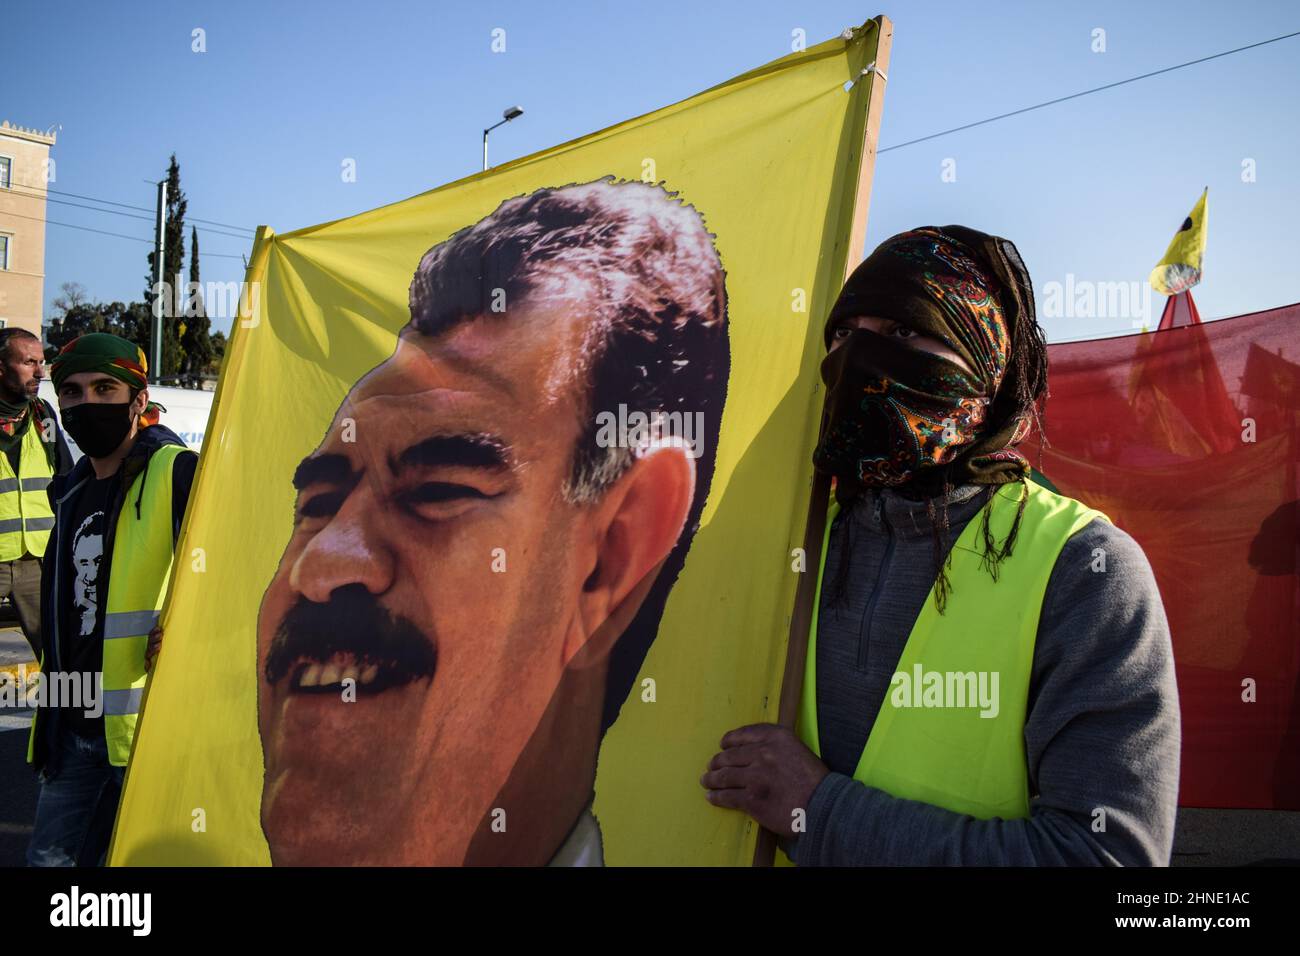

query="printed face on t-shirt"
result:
[72,510,105,638]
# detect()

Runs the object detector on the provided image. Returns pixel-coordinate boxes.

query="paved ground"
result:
[1,621,1298,867]
[1,626,39,866]
[0,622,34,674]
[1172,808,1300,866]
[0,715,37,866]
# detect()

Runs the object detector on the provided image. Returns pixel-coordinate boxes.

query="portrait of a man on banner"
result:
[255,178,731,865]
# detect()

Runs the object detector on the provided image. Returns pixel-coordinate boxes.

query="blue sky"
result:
[4,0,1298,340]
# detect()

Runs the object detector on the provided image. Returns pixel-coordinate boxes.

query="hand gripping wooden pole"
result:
[751,13,892,868]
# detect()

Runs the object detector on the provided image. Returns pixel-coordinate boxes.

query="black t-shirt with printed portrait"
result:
[52,446,198,740]
[61,472,118,737]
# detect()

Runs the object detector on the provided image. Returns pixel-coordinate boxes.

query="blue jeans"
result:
[26,730,125,867]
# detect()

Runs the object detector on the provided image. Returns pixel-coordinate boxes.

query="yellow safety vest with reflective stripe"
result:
[101,443,185,766]
[780,481,1108,864]
[0,417,57,560]
[26,443,186,768]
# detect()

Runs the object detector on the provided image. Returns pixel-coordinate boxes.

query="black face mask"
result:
[61,402,135,459]
[813,329,989,489]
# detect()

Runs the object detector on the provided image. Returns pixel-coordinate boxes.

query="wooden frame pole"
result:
[751,13,892,867]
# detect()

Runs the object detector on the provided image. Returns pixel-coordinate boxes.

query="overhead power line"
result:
[188,249,246,259]
[187,215,255,235]
[4,179,255,236]
[43,195,155,224]
[3,204,252,253]
[42,181,256,234]
[880,29,1300,153]
[36,193,256,240]
[1,209,245,258]
[192,226,255,242]
[7,180,156,213]
[45,219,246,258]
[45,219,151,244]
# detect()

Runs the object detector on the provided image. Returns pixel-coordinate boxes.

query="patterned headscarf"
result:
[816,225,1050,612]
[816,226,1041,500]
[50,333,163,426]
[825,228,1011,383]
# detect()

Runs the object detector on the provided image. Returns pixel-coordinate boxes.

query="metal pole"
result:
[151,179,167,384]
[482,110,522,172]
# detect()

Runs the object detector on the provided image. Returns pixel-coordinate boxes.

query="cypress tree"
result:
[143,154,187,378]
[180,225,213,386]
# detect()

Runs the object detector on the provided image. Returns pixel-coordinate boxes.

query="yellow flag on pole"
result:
[109,17,890,867]
[1149,188,1208,295]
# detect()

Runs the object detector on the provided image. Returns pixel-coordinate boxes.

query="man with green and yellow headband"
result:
[26,332,199,867]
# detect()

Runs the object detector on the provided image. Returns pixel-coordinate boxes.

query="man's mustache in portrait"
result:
[263,584,437,696]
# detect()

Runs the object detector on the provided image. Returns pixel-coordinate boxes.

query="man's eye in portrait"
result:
[399,480,500,522]
[295,489,348,522]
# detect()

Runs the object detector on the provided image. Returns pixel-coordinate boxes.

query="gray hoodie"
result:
[787,482,1181,866]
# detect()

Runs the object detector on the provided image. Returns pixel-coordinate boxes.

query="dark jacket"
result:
[31,423,197,776]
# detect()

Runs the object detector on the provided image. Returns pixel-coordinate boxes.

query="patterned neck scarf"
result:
[813,226,1034,503]
[0,395,38,440]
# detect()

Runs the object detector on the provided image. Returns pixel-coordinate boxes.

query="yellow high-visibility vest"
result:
[28,443,187,768]
[781,480,1108,864]
[0,417,57,561]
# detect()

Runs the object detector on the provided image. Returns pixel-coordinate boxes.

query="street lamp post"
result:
[483,105,524,171]
[151,178,167,384]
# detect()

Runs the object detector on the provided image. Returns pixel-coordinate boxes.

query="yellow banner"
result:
[110,18,886,866]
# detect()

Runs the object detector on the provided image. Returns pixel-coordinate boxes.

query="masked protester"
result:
[0,329,75,663]
[26,333,198,867]
[704,227,1181,865]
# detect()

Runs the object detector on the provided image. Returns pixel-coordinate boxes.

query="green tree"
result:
[179,225,213,387]
[46,300,149,355]
[120,301,154,353]
[143,154,186,379]
[209,329,227,377]
[49,281,89,317]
